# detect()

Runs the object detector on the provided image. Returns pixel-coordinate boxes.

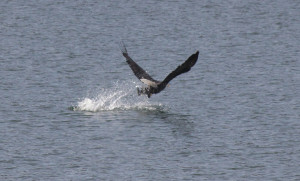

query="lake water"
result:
[1,0,299,180]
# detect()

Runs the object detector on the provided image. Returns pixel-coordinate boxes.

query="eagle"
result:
[120,42,199,98]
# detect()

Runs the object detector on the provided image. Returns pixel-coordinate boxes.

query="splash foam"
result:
[73,81,165,112]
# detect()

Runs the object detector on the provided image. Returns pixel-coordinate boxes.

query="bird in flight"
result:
[120,42,199,98]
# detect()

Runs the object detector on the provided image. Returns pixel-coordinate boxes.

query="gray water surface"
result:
[1,0,300,180]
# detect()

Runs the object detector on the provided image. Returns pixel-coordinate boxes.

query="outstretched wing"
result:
[119,42,160,86]
[160,51,199,87]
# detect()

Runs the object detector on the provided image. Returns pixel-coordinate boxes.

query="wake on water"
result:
[72,81,166,112]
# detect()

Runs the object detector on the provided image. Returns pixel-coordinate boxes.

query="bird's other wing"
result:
[160,51,199,87]
[119,41,160,86]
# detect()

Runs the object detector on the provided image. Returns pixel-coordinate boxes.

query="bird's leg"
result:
[144,87,152,98]
[137,87,152,98]
[137,87,141,96]
[137,87,147,96]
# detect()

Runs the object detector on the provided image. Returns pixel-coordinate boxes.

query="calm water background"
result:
[1,0,300,180]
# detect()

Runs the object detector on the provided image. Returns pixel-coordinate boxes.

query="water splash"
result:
[73,81,165,112]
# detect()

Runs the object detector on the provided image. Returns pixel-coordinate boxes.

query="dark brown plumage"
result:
[120,42,199,98]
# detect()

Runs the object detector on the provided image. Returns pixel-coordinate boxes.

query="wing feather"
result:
[119,42,159,85]
[160,51,199,87]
